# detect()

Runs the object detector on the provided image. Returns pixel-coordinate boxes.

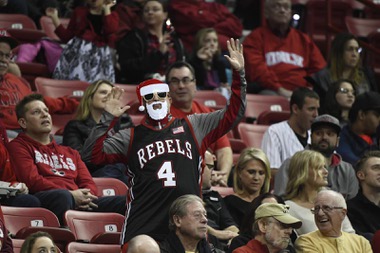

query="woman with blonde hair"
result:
[285,150,354,235]
[63,79,133,183]
[224,148,271,228]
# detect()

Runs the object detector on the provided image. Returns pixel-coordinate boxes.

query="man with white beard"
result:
[82,38,246,250]
[233,203,301,253]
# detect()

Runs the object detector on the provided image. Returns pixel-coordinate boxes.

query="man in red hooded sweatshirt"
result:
[7,94,126,224]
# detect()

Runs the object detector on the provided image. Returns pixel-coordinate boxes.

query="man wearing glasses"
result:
[233,203,302,253]
[167,61,234,186]
[82,38,246,249]
[295,190,372,252]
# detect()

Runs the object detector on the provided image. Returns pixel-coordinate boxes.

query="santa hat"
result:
[136,79,170,111]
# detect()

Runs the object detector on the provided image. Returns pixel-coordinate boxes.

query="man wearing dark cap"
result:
[0,29,78,137]
[336,91,380,165]
[233,203,302,253]
[275,114,359,199]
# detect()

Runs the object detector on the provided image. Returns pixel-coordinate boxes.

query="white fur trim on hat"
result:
[140,83,169,96]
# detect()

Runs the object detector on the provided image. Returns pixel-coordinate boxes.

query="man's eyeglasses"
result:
[0,51,12,60]
[143,92,168,102]
[310,205,344,214]
[168,77,194,86]
[338,87,355,95]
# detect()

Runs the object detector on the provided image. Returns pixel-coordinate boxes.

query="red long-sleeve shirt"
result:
[8,133,97,195]
[243,26,326,91]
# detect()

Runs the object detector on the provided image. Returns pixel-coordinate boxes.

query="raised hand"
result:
[224,38,244,72]
[104,87,130,117]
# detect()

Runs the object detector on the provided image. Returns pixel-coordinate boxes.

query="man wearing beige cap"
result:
[233,203,302,253]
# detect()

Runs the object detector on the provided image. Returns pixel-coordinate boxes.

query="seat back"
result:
[64,210,125,242]
[345,16,380,38]
[194,90,227,110]
[2,206,61,235]
[256,110,290,125]
[39,16,69,41]
[66,242,122,253]
[93,177,128,197]
[51,113,76,135]
[35,77,90,98]
[0,14,37,30]
[211,186,234,197]
[237,123,269,148]
[11,239,24,253]
[305,0,352,55]
[245,94,289,123]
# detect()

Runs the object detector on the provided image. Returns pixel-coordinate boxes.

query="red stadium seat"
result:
[304,0,352,55]
[11,239,24,253]
[256,110,290,125]
[0,14,37,30]
[211,186,234,197]
[345,16,380,38]
[237,123,269,148]
[51,113,76,136]
[17,62,51,91]
[245,94,289,123]
[35,77,90,98]
[64,210,125,244]
[66,242,122,253]
[93,177,128,197]
[2,206,75,252]
[194,90,227,110]
[229,138,247,164]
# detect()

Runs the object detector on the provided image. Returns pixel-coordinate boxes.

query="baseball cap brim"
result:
[273,214,302,229]
[311,121,341,135]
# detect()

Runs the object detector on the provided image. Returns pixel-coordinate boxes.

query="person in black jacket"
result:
[62,80,133,184]
[160,194,217,253]
[116,0,185,84]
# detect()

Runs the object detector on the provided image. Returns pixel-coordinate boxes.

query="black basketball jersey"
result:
[121,118,202,243]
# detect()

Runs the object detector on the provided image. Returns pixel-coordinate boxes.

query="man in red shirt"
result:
[243,0,326,98]
[0,29,78,136]
[167,61,233,185]
[8,94,125,224]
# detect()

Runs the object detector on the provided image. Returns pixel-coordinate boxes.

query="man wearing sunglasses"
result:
[82,38,246,248]
[295,190,371,252]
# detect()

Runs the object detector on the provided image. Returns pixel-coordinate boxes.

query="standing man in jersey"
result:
[82,38,246,247]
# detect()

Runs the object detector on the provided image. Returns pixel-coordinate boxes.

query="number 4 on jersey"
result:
[157,161,176,186]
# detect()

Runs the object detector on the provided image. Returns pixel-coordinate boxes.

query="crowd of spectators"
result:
[0,0,379,252]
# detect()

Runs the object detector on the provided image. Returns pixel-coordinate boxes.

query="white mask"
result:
[146,100,169,120]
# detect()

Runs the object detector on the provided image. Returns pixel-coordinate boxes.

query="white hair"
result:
[317,189,347,208]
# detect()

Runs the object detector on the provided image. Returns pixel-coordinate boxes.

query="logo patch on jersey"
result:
[172,126,184,134]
